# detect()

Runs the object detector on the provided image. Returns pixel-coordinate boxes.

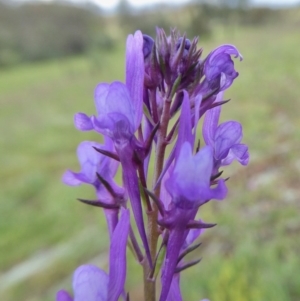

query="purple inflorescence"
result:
[59,28,249,301]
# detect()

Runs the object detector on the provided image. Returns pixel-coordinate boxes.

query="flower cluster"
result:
[58,28,249,301]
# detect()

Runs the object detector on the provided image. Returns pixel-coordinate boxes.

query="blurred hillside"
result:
[1,0,299,67]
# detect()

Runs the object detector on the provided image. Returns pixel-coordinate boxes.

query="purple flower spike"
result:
[61,26,248,301]
[166,142,227,210]
[203,93,249,169]
[203,44,242,92]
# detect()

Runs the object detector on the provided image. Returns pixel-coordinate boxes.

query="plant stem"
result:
[144,95,172,301]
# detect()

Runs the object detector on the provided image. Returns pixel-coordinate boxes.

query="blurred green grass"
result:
[0,23,299,301]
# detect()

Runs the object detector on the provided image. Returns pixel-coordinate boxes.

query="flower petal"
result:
[214,121,242,160]
[184,227,203,249]
[202,93,223,147]
[63,139,120,190]
[222,143,249,166]
[94,81,135,133]
[62,141,103,186]
[176,90,194,153]
[206,44,243,64]
[62,170,86,186]
[94,82,110,116]
[173,144,213,199]
[56,290,73,301]
[118,142,152,267]
[166,143,227,209]
[204,44,242,91]
[126,31,144,129]
[74,113,94,131]
[160,229,186,301]
[73,265,108,301]
[77,141,105,182]
[143,34,154,58]
[167,274,183,301]
[193,94,202,139]
[108,208,130,301]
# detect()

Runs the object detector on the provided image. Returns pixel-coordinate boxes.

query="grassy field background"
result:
[0,19,300,301]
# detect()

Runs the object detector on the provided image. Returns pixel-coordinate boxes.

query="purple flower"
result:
[56,208,130,301]
[73,31,144,135]
[203,92,249,171]
[159,142,227,301]
[62,139,118,189]
[199,44,242,94]
[88,81,136,138]
[73,31,152,267]
[62,139,124,238]
[82,81,152,266]
[165,142,227,210]
[75,30,144,135]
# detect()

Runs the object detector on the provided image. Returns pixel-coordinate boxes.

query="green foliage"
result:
[115,1,211,38]
[0,0,285,68]
[238,7,282,26]
[0,1,115,67]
